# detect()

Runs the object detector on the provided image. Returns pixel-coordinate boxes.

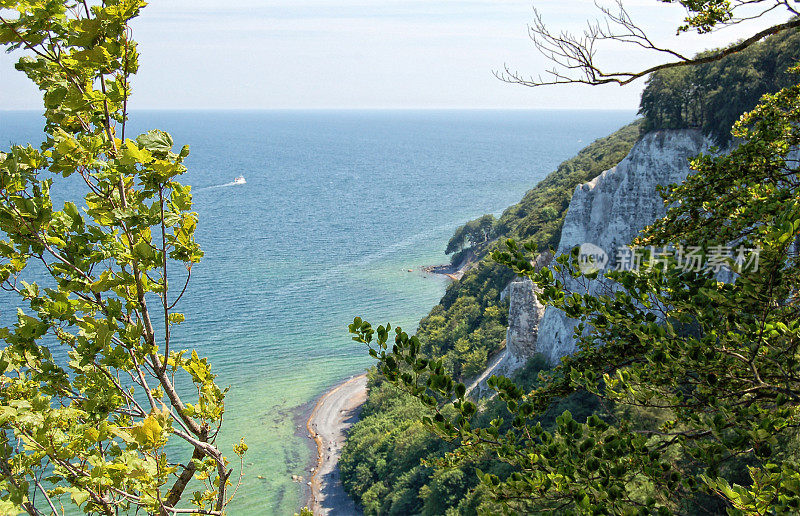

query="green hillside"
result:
[340,122,641,514]
[341,28,800,516]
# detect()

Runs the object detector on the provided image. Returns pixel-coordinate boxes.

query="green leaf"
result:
[131,414,165,448]
[133,240,155,260]
[136,129,174,154]
[0,500,23,516]
[63,201,83,227]
[70,489,90,506]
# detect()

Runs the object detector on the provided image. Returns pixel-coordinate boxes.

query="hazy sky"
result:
[0,1,791,110]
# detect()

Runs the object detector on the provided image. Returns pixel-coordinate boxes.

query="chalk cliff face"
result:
[467,277,546,395]
[503,278,546,370]
[505,129,715,366]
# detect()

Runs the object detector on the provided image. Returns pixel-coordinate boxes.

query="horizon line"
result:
[1,106,639,113]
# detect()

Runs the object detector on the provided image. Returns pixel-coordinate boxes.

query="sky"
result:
[0,0,793,110]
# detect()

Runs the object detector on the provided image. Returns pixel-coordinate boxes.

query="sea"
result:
[0,109,634,513]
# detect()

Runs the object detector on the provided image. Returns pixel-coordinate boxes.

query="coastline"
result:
[420,249,475,281]
[304,373,368,515]
[299,259,467,513]
[421,259,472,281]
[421,263,463,281]
[298,256,466,514]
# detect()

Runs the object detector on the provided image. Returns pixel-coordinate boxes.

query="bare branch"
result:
[497,2,800,87]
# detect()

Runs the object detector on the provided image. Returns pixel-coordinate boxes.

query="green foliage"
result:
[339,373,448,515]
[355,67,800,513]
[339,359,550,515]
[417,121,641,382]
[639,28,800,143]
[445,214,496,256]
[0,2,241,514]
[666,0,734,34]
[417,293,507,380]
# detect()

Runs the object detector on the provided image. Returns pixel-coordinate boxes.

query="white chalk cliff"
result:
[504,278,546,369]
[507,129,715,368]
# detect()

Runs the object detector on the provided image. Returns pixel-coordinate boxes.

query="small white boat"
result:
[233,175,246,185]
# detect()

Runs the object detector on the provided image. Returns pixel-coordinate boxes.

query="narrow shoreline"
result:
[305,373,368,515]
[421,263,463,281]
[300,258,469,513]
[421,258,471,281]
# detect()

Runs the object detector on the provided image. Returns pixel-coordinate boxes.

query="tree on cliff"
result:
[639,28,800,143]
[353,1,800,513]
[0,2,244,514]
[445,215,496,256]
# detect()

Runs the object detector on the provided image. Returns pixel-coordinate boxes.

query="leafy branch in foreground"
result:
[0,2,244,514]
[352,68,800,514]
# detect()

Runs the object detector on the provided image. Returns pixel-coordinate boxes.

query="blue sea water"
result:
[0,109,634,513]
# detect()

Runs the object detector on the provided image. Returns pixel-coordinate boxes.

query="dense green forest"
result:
[339,357,554,515]
[639,27,800,143]
[339,123,641,513]
[342,27,800,515]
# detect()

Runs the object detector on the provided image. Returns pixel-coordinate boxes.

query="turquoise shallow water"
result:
[0,109,634,513]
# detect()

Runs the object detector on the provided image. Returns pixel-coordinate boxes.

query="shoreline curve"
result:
[305,373,368,515]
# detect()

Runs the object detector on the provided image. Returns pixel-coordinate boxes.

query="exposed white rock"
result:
[505,278,546,368]
[558,130,710,256]
[468,279,544,395]
[496,129,716,369]
[469,276,545,395]
[535,129,714,364]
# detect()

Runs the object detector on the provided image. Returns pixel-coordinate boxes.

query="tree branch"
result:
[497,3,800,87]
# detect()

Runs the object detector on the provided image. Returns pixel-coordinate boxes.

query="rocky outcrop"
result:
[504,278,546,369]
[469,271,546,395]
[509,129,716,366]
